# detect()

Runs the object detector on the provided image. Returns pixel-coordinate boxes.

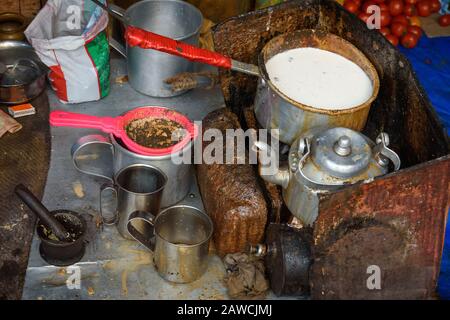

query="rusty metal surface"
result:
[312,155,450,299]
[186,0,253,23]
[213,0,450,299]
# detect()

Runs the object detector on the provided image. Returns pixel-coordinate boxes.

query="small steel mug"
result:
[127,205,213,283]
[100,164,167,239]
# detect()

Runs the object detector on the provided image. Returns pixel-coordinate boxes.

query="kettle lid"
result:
[310,127,371,179]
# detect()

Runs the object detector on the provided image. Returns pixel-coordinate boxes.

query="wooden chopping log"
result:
[196,108,267,256]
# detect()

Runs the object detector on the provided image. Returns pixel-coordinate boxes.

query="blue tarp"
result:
[399,35,450,299]
[399,36,450,135]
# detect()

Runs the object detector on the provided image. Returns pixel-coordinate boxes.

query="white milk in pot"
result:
[265,47,373,110]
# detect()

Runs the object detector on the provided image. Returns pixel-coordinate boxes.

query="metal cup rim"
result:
[124,0,203,41]
[155,205,213,248]
[114,163,168,196]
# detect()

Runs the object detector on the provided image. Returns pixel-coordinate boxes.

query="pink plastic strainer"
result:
[50,107,198,156]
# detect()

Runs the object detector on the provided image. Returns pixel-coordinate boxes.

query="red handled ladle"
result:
[50,107,198,156]
[90,0,260,77]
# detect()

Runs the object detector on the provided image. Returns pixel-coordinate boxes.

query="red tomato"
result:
[392,15,409,25]
[380,27,391,36]
[389,0,404,16]
[439,14,450,27]
[379,3,389,11]
[417,1,431,17]
[386,34,399,46]
[359,12,371,23]
[405,0,418,4]
[380,10,392,26]
[361,0,377,13]
[407,25,423,38]
[409,15,422,26]
[401,32,419,48]
[344,0,360,13]
[391,22,408,37]
[373,0,386,3]
[429,0,441,13]
[404,4,416,16]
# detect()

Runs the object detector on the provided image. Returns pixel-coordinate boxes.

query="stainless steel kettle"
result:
[255,127,401,226]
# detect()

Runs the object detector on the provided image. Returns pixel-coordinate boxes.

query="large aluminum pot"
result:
[254,29,380,145]
[109,0,203,97]
[71,133,193,209]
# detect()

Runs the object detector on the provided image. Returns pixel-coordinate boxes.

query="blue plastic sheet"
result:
[399,35,450,299]
[399,35,450,135]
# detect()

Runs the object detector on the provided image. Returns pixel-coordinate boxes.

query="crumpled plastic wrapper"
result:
[0,110,22,138]
[223,253,269,300]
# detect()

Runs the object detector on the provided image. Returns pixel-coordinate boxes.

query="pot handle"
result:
[109,38,127,58]
[373,133,401,171]
[124,26,260,76]
[50,111,119,133]
[127,211,156,252]
[107,3,126,20]
[91,0,126,23]
[125,25,232,69]
[90,1,127,58]
[71,134,114,182]
[99,182,118,225]
[92,0,259,76]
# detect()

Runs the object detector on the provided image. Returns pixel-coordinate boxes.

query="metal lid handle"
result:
[373,133,401,171]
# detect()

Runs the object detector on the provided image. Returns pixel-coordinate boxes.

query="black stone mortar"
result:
[36,210,87,267]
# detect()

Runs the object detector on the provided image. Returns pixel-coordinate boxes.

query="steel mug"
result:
[100,164,167,239]
[127,205,213,283]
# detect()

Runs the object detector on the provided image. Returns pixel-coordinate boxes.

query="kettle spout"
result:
[253,141,290,189]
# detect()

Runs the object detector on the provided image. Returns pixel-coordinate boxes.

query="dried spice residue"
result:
[126,117,185,148]
[38,215,83,243]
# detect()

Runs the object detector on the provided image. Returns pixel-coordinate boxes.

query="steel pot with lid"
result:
[255,127,401,225]
[0,41,47,104]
